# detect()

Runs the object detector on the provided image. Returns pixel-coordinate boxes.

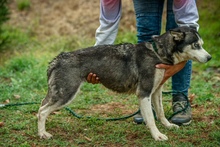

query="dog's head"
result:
[152,27,212,64]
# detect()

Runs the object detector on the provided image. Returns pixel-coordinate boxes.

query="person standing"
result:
[88,0,199,125]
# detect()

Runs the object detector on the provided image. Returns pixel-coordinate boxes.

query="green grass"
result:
[16,0,31,11]
[0,0,220,146]
[195,0,220,69]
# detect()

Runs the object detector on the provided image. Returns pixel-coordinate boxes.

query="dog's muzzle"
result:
[206,55,212,62]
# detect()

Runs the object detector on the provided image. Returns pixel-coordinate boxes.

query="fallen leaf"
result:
[14,94,21,99]
[84,136,92,141]
[0,122,4,127]
[52,111,61,115]
[5,99,10,104]
[189,93,196,104]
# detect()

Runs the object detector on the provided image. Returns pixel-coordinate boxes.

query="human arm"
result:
[87,61,187,85]
[156,61,187,85]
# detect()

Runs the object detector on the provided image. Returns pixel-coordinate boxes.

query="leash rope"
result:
[162,91,190,120]
[65,107,140,121]
[0,91,189,121]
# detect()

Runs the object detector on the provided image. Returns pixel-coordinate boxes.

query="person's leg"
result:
[166,0,178,30]
[171,60,192,125]
[133,0,164,124]
[95,0,122,46]
[133,0,164,43]
[166,0,192,125]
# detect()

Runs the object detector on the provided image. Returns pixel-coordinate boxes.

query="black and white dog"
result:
[37,27,211,141]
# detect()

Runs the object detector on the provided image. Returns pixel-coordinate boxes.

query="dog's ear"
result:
[151,35,160,41]
[170,31,185,41]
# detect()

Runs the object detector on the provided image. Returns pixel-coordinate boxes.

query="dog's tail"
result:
[47,52,62,79]
[47,58,58,80]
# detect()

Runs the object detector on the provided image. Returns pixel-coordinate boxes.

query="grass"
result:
[0,0,220,146]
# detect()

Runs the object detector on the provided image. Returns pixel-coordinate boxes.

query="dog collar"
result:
[151,41,174,64]
[152,41,158,53]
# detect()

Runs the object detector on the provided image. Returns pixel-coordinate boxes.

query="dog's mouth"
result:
[194,55,212,63]
[190,48,212,63]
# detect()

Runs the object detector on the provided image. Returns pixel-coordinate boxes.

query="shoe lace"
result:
[172,101,189,114]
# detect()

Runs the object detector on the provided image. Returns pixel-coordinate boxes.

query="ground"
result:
[7,0,136,39]
[1,0,219,146]
[5,0,219,122]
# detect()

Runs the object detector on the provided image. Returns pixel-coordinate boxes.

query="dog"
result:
[37,27,211,141]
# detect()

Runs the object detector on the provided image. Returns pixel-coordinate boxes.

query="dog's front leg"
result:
[152,86,179,129]
[139,96,168,141]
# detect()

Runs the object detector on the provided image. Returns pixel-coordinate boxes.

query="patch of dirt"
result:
[192,105,219,124]
[91,102,136,115]
[75,102,138,119]
[7,0,136,39]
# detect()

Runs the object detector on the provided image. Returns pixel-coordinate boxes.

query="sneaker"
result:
[133,107,157,124]
[133,113,144,124]
[170,93,192,125]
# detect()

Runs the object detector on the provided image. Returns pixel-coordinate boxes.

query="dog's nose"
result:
[207,56,212,61]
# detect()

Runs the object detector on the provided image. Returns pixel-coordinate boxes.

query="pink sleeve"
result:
[173,0,199,30]
[95,0,122,45]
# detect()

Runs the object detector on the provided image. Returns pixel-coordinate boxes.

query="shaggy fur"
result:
[37,27,211,141]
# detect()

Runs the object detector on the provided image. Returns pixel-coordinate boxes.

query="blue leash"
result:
[0,91,189,121]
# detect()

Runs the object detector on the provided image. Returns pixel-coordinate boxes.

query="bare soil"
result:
[7,0,136,39]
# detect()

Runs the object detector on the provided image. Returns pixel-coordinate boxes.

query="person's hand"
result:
[87,73,100,84]
[155,61,187,85]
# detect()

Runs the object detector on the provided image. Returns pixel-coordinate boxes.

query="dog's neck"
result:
[147,41,174,65]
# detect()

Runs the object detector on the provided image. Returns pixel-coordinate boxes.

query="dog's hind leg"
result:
[151,86,179,129]
[37,101,55,139]
[38,79,82,139]
[139,94,168,141]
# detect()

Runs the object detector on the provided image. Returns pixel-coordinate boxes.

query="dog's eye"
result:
[193,43,201,49]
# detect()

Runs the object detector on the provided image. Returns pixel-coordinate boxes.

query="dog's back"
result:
[48,43,161,93]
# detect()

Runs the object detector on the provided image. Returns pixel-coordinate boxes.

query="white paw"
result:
[39,131,53,139]
[166,123,179,129]
[153,132,168,141]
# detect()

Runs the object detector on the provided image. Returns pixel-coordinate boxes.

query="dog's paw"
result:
[39,131,53,139]
[166,123,179,129]
[152,132,168,141]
